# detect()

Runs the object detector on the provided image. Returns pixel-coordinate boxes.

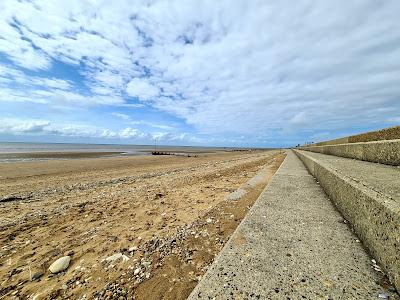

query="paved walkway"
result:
[189,150,398,299]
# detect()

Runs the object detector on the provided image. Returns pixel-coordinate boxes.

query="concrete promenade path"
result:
[189,150,398,299]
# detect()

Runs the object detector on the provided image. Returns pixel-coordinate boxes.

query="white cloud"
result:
[0,117,187,142]
[111,112,131,121]
[0,65,71,90]
[0,118,50,134]
[0,0,399,144]
[119,127,145,139]
[289,112,310,127]
[35,78,72,90]
[0,22,51,70]
[0,65,124,106]
[126,78,159,101]
[0,117,144,139]
[111,112,174,130]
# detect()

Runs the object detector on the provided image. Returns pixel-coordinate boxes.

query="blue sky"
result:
[0,0,399,147]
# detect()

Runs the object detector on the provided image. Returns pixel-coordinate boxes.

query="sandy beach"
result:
[0,150,284,299]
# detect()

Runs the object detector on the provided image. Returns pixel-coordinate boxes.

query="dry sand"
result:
[0,150,285,299]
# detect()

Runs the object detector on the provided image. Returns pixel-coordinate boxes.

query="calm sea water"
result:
[0,142,223,162]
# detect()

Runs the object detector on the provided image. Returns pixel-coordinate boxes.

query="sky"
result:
[0,0,399,147]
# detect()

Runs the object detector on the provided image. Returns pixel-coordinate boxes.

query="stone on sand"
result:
[31,270,44,281]
[49,256,71,273]
[105,253,129,263]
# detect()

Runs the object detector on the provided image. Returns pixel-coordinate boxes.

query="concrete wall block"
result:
[294,150,400,291]
[313,126,400,146]
[343,144,364,160]
[362,140,400,166]
[300,139,400,166]
[298,151,315,176]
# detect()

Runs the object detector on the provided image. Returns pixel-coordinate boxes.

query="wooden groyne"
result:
[151,151,198,157]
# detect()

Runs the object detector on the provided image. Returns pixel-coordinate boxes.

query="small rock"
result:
[105,291,112,297]
[49,256,71,274]
[142,261,151,268]
[378,292,389,299]
[122,255,129,262]
[61,284,68,290]
[105,253,129,263]
[31,270,44,281]
[129,246,138,252]
[134,268,141,275]
[105,253,122,262]
[388,286,397,292]
[155,193,164,199]
[206,218,212,223]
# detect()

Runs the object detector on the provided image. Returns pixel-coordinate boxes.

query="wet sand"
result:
[0,150,284,299]
[0,151,126,160]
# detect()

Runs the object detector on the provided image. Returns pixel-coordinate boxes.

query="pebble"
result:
[142,261,151,268]
[129,246,138,252]
[378,293,389,299]
[49,256,71,273]
[122,255,129,262]
[134,268,141,275]
[31,270,44,281]
[105,253,129,263]
[206,218,212,223]
[106,253,123,262]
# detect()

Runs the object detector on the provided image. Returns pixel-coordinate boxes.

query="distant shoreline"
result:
[0,142,269,163]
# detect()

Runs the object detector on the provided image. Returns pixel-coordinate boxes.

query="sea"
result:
[0,142,224,163]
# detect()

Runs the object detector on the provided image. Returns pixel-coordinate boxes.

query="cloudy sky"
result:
[0,0,399,147]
